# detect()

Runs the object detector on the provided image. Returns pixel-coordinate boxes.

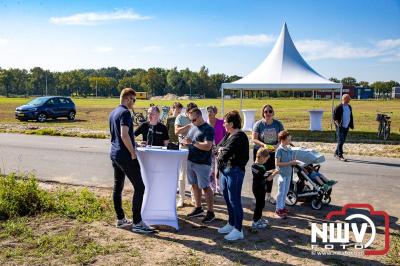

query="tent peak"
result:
[223,23,341,89]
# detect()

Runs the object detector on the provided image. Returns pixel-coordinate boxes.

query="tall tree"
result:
[359,81,369,87]
[166,67,185,95]
[145,68,165,96]
[0,69,13,97]
[329,77,340,83]
[29,67,46,95]
[341,77,358,86]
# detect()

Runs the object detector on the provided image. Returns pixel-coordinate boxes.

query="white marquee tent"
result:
[220,23,343,114]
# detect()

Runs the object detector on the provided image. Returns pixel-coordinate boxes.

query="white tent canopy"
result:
[221,23,342,114]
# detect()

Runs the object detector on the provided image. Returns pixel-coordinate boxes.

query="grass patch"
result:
[0,218,33,239]
[35,226,107,264]
[0,222,112,265]
[0,174,113,222]
[387,233,400,265]
[53,188,113,222]
[0,174,126,264]
[1,97,399,143]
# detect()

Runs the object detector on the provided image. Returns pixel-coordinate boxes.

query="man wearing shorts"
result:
[181,108,215,223]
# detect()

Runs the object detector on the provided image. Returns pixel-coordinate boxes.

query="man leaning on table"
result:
[109,88,154,234]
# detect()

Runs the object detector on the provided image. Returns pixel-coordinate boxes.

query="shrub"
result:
[0,174,52,220]
[0,174,113,222]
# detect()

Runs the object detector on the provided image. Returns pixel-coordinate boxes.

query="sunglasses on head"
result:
[264,110,273,114]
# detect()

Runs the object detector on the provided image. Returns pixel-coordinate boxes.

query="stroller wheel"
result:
[311,198,322,210]
[322,195,331,205]
[286,191,297,206]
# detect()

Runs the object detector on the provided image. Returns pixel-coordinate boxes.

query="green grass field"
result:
[1,97,399,143]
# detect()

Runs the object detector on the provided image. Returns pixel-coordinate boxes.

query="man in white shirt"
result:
[175,102,197,207]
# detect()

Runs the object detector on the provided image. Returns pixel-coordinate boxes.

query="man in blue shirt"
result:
[109,88,154,234]
[333,94,354,161]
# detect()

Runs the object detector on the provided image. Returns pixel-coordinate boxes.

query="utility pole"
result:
[95,79,98,98]
[45,72,48,96]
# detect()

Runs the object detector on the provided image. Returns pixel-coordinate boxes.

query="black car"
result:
[15,96,76,122]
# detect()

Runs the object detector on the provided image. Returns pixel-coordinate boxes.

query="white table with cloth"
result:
[136,147,188,230]
[242,109,256,131]
[308,109,324,131]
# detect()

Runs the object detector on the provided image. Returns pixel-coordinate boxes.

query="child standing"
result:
[275,130,296,219]
[251,147,279,229]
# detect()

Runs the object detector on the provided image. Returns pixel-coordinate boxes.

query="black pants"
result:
[253,148,275,193]
[252,178,266,222]
[112,158,145,224]
[335,126,349,157]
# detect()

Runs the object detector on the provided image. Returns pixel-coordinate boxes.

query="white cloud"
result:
[0,38,8,46]
[295,38,400,61]
[95,46,113,53]
[214,34,276,47]
[380,51,400,62]
[203,32,400,62]
[296,40,382,60]
[376,39,400,50]
[140,45,164,53]
[50,9,152,26]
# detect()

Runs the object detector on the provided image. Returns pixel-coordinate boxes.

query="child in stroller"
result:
[285,147,337,210]
[303,165,337,191]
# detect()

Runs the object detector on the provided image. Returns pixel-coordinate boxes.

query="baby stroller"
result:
[285,147,333,210]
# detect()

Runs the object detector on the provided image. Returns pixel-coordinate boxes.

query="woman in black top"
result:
[134,106,169,147]
[216,110,249,241]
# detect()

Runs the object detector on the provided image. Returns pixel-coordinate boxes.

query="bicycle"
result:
[376,111,392,141]
[132,108,147,126]
[160,106,170,124]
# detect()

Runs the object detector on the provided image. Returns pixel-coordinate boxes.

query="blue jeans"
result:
[276,174,291,211]
[220,166,245,231]
[335,126,349,156]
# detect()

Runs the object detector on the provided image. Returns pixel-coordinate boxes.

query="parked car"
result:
[15,96,76,122]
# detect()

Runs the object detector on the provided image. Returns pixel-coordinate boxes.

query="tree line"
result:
[0,66,398,98]
[0,66,240,98]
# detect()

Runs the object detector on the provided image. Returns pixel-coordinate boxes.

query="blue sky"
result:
[0,0,399,82]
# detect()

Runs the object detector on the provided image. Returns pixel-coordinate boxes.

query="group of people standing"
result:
[109,87,354,241]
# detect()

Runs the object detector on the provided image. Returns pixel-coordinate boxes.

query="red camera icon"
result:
[325,203,390,255]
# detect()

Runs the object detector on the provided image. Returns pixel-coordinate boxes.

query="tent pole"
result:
[240,89,243,112]
[330,90,334,131]
[221,86,224,116]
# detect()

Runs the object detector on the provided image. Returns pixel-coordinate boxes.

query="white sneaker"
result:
[224,228,244,241]
[218,223,234,234]
[252,219,267,229]
[177,198,184,208]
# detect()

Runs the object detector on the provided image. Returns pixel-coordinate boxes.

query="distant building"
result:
[392,87,400,99]
[314,85,356,99]
[355,86,374,99]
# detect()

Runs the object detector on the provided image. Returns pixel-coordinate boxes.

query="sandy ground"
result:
[10,182,391,266]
